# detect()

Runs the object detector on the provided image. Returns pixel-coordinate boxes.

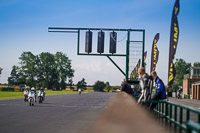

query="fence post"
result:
[170,104,172,119]
[186,110,190,122]
[159,102,161,113]
[174,106,177,121]
[198,114,200,124]
[162,102,164,115]
[166,102,168,117]
[180,108,183,132]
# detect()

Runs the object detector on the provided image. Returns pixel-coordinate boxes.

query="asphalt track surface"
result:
[0,92,116,133]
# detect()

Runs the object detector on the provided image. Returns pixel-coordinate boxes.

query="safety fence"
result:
[0,87,21,92]
[148,100,200,133]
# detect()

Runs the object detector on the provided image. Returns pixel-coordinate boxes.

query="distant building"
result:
[183,67,200,99]
[191,81,200,100]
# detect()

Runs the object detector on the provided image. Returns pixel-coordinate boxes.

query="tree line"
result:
[0,67,2,77]
[8,52,74,89]
[6,51,199,92]
[75,78,119,92]
[172,59,200,91]
[6,52,119,91]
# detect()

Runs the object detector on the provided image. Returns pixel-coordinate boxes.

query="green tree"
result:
[0,67,2,77]
[19,52,37,87]
[68,78,74,90]
[54,52,74,90]
[93,81,106,92]
[105,82,111,92]
[37,52,58,89]
[172,58,191,91]
[77,78,87,90]
[8,65,20,85]
[194,62,200,67]
[7,51,74,89]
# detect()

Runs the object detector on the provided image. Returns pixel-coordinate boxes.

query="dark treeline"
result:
[8,52,74,89]
[171,59,200,91]
[0,67,2,77]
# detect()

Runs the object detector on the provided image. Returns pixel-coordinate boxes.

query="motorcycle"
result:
[28,91,35,106]
[23,90,29,102]
[38,90,45,103]
[78,89,82,95]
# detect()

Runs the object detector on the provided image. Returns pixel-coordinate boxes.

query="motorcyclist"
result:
[23,87,29,101]
[78,88,82,95]
[23,87,29,94]
[30,87,37,102]
[39,87,45,99]
[40,87,45,96]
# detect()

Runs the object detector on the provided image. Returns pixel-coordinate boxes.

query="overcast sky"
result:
[0,0,200,85]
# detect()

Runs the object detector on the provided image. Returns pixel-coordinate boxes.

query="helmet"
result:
[31,87,35,91]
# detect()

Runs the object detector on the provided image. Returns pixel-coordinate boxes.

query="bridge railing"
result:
[147,100,200,132]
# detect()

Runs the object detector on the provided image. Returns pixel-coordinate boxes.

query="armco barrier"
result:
[2,88,14,91]
[14,87,20,92]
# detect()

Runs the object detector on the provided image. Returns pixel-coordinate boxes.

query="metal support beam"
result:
[48,27,144,32]
[78,53,126,57]
[48,31,78,33]
[77,29,80,55]
[48,27,145,83]
[125,30,130,81]
[107,56,126,76]
[142,30,145,67]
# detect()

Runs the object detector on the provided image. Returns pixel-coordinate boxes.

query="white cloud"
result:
[73,60,125,85]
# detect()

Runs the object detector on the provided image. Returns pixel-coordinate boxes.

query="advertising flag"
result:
[150,33,160,72]
[130,59,141,79]
[168,0,180,87]
[144,51,147,61]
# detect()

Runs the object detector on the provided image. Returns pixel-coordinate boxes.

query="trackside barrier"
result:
[147,100,200,132]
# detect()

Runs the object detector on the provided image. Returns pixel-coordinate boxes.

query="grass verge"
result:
[0,90,78,100]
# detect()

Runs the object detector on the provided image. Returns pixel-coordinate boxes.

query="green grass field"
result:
[0,90,78,100]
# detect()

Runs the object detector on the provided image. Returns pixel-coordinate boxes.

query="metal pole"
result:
[48,27,145,32]
[77,29,80,55]
[107,56,126,76]
[142,30,145,67]
[125,30,130,81]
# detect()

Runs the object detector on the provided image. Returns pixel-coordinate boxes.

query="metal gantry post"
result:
[48,27,145,84]
[77,29,80,55]
[126,30,130,81]
[142,30,145,67]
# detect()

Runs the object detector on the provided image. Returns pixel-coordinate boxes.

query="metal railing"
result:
[148,100,200,132]
[186,120,200,133]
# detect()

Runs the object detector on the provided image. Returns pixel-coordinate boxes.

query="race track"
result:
[0,92,115,133]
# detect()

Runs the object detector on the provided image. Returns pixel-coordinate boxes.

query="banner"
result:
[144,51,147,61]
[130,59,141,79]
[150,33,160,72]
[168,0,180,87]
